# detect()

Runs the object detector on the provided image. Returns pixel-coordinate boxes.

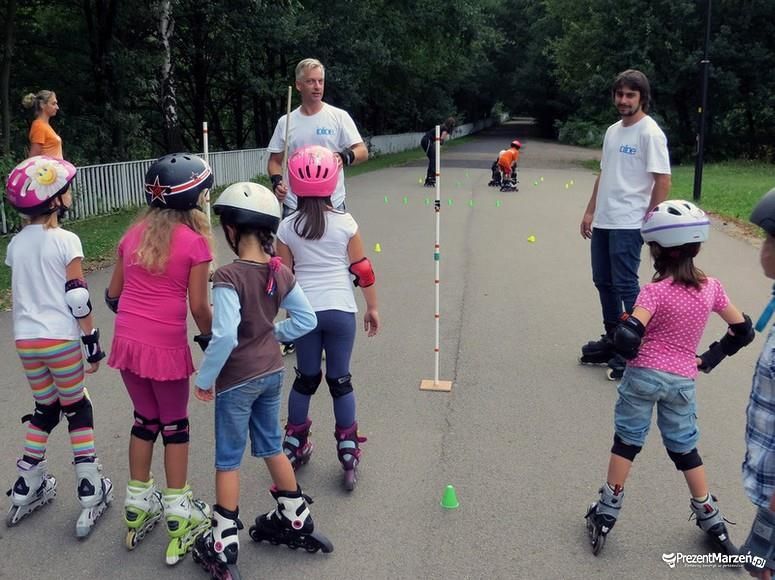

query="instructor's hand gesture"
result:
[580,211,594,239]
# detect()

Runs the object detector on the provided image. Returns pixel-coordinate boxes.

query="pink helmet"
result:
[6,156,76,215]
[288,145,340,197]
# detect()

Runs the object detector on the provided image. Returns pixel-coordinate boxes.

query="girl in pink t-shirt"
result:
[585,200,755,556]
[105,154,213,565]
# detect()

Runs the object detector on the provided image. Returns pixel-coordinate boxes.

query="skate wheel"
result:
[125,529,138,550]
[343,470,357,492]
[606,368,621,381]
[591,532,605,555]
[6,506,21,527]
[248,525,259,542]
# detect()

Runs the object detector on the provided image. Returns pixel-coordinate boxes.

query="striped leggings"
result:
[15,338,95,462]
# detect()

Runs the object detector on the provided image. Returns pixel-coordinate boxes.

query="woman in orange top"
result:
[22,90,63,159]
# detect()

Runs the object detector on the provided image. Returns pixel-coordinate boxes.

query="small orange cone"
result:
[440,485,459,509]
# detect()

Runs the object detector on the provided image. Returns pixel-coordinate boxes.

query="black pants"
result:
[421,135,435,180]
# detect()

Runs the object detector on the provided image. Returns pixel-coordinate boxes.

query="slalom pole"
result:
[203,121,213,301]
[420,125,452,392]
[283,86,292,184]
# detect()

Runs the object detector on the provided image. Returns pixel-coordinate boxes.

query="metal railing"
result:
[1,116,504,233]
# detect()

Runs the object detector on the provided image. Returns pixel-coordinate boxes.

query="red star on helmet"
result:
[146,176,168,204]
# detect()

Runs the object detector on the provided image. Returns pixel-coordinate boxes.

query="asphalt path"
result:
[0,124,770,579]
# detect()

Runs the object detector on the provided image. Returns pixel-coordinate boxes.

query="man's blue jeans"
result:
[590,228,643,327]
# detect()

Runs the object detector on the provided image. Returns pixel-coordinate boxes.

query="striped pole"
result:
[202,121,211,225]
[420,125,452,391]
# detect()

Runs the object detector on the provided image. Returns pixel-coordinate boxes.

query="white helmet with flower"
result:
[5,155,76,216]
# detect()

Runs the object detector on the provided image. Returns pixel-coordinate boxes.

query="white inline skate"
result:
[124,478,163,549]
[74,459,114,538]
[163,485,211,565]
[6,458,57,527]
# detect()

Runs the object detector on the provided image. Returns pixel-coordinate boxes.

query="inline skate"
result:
[248,486,333,553]
[423,177,436,188]
[124,478,163,549]
[74,459,114,538]
[164,485,211,565]
[193,504,243,580]
[6,458,57,526]
[580,323,617,366]
[282,418,314,470]
[585,484,623,555]
[689,494,736,554]
[335,422,367,491]
[606,354,627,381]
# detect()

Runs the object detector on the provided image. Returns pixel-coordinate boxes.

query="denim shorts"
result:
[614,366,699,453]
[214,370,284,471]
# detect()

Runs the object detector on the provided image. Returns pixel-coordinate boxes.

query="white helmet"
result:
[641,200,710,247]
[213,182,281,232]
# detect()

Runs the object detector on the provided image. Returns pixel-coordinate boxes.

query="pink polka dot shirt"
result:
[629,277,730,379]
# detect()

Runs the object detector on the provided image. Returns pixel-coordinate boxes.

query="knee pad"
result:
[131,411,160,442]
[23,401,62,434]
[61,396,94,432]
[611,434,642,461]
[667,447,703,471]
[161,417,190,445]
[292,368,323,396]
[327,374,353,399]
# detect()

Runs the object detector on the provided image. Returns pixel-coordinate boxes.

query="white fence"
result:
[1,116,503,233]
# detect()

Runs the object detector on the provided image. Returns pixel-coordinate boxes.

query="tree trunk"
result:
[159,0,182,152]
[1,0,17,155]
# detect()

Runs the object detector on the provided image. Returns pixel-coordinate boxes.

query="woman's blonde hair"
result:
[22,90,55,116]
[133,204,212,274]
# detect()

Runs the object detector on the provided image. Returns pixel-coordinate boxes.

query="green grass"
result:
[578,159,775,227]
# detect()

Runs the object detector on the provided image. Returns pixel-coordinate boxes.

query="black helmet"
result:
[751,188,775,235]
[144,153,213,210]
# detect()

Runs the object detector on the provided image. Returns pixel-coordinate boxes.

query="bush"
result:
[555,117,606,148]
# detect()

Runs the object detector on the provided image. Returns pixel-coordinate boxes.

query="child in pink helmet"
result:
[4,156,112,538]
[276,145,380,491]
[105,153,214,564]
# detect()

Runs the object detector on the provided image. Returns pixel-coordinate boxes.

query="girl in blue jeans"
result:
[276,145,380,491]
[584,200,755,556]
[192,183,332,579]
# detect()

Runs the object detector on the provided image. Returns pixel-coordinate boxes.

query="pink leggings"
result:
[121,370,190,445]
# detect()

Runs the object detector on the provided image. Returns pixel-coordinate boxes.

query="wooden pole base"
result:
[419,379,453,392]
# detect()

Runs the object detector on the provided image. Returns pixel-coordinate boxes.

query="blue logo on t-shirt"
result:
[619,144,638,155]
[316,127,335,136]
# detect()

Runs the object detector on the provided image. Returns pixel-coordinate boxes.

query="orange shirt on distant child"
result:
[29,119,63,159]
[498,148,519,173]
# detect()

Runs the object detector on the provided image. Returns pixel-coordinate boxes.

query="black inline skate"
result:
[499,178,517,192]
[585,484,623,555]
[193,504,243,580]
[248,486,333,554]
[579,323,617,366]
[606,354,627,381]
[689,494,736,554]
[423,177,436,188]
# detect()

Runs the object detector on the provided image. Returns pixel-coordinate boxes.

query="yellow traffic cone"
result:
[374,243,382,253]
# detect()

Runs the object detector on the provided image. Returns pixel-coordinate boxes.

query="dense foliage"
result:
[1,0,773,165]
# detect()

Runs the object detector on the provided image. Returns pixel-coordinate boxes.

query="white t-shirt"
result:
[5,225,83,340]
[593,115,671,229]
[268,103,363,210]
[276,210,358,313]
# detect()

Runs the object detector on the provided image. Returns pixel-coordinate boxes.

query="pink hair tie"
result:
[265,256,283,296]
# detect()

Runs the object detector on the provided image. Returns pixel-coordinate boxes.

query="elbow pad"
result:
[349,257,375,288]
[720,314,755,356]
[65,279,92,319]
[612,314,645,360]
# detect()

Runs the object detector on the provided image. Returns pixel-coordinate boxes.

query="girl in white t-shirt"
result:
[4,156,112,537]
[276,145,379,491]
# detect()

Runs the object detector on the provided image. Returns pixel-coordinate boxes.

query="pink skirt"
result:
[108,335,195,381]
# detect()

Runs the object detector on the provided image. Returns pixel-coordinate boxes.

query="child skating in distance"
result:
[4,156,112,537]
[276,145,380,491]
[585,200,755,556]
[737,189,775,579]
[106,153,214,564]
[487,139,521,191]
[192,182,331,580]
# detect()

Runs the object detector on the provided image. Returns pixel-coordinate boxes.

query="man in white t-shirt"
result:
[579,70,671,377]
[268,58,368,216]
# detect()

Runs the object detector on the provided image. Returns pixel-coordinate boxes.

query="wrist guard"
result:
[81,328,106,364]
[270,174,283,191]
[338,147,356,166]
[194,333,212,352]
[698,314,755,373]
[104,288,119,314]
